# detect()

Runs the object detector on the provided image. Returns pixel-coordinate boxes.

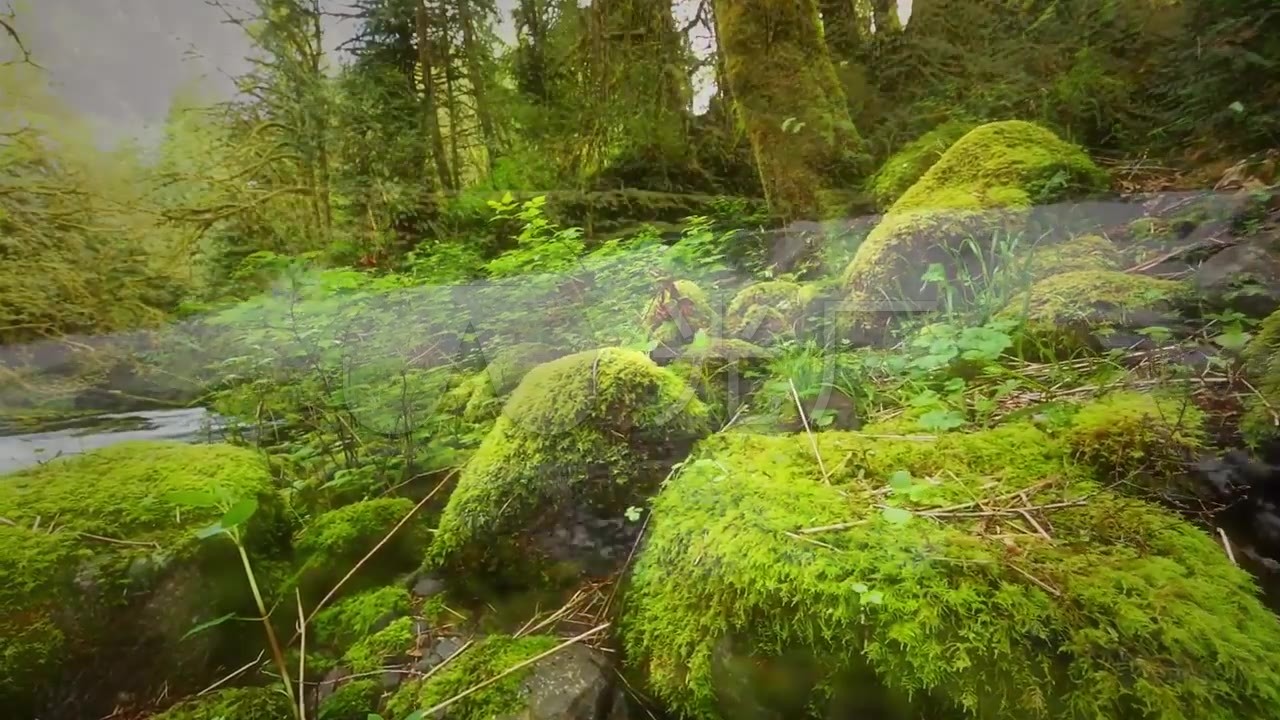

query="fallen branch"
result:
[789,379,830,484]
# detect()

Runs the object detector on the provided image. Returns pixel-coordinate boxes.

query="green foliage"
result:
[724,281,816,345]
[291,499,426,600]
[341,616,416,673]
[318,678,384,720]
[385,634,559,720]
[313,586,412,652]
[1241,308,1280,446]
[484,195,586,278]
[622,429,1280,720]
[425,348,710,577]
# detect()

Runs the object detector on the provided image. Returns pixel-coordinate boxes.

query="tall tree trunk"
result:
[415,0,454,190]
[458,0,497,167]
[713,0,863,219]
[308,0,332,240]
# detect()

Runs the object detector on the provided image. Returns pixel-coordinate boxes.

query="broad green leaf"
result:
[220,498,259,529]
[851,582,869,594]
[889,470,913,491]
[863,590,885,605]
[882,506,912,525]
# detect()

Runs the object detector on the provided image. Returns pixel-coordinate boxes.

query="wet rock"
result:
[411,572,446,599]
[495,644,627,720]
[1194,234,1280,318]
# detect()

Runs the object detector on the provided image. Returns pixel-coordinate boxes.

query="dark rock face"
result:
[496,644,629,720]
[1194,443,1280,611]
[1194,235,1280,319]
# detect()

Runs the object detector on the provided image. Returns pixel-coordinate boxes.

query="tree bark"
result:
[713,0,863,219]
[415,0,454,190]
[457,0,497,167]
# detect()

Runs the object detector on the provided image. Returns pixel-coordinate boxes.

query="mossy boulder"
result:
[153,686,293,720]
[621,428,1280,720]
[724,281,818,345]
[868,120,977,210]
[440,343,567,423]
[0,441,290,717]
[1022,234,1123,280]
[667,337,774,427]
[425,348,710,582]
[290,498,428,603]
[642,280,716,348]
[1242,308,1280,447]
[996,270,1194,359]
[842,121,1109,326]
[318,678,383,720]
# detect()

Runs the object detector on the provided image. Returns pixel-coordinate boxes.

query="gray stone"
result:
[495,644,623,720]
[1194,235,1280,318]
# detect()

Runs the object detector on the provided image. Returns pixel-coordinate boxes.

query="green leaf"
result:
[163,490,219,508]
[195,522,226,540]
[863,589,885,605]
[851,582,869,594]
[181,612,237,641]
[882,506,913,525]
[1213,329,1252,352]
[219,498,259,529]
[888,470,913,491]
[918,409,965,432]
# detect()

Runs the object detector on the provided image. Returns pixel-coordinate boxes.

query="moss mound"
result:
[291,498,427,602]
[0,441,288,715]
[842,121,1108,324]
[153,686,293,720]
[1242,308,1280,446]
[1065,391,1207,496]
[318,678,383,720]
[996,270,1193,359]
[643,280,716,348]
[439,343,566,423]
[868,120,977,210]
[386,634,558,719]
[621,427,1280,720]
[724,281,816,345]
[425,348,709,580]
[1023,234,1123,280]
[313,585,412,652]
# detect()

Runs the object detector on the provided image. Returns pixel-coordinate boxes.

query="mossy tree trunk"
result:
[713,0,864,220]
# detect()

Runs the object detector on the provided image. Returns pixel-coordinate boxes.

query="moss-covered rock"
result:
[868,120,977,210]
[0,441,290,717]
[668,337,774,426]
[1242,308,1280,447]
[643,280,716,348]
[425,348,709,582]
[153,686,294,720]
[439,343,567,424]
[291,498,428,603]
[1022,234,1123,280]
[313,585,413,653]
[997,270,1194,359]
[1065,391,1207,497]
[724,281,817,345]
[843,121,1109,325]
[342,615,416,673]
[621,429,1280,720]
[318,678,383,720]
[384,634,559,720]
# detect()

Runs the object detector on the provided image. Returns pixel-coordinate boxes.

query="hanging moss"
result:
[152,686,294,720]
[621,428,1280,720]
[1242,308,1280,446]
[424,348,710,580]
[0,442,289,715]
[842,121,1108,326]
[868,120,977,210]
[996,270,1194,360]
[385,634,559,720]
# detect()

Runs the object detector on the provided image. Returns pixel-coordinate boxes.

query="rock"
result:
[621,427,1280,720]
[1194,236,1280,318]
[391,635,625,720]
[438,343,569,424]
[0,441,290,719]
[995,270,1194,360]
[1021,233,1123,280]
[412,572,447,599]
[424,348,709,584]
[842,121,1109,328]
[290,498,429,603]
[723,281,819,346]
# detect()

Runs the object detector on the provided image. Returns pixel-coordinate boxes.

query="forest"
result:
[2,0,1280,718]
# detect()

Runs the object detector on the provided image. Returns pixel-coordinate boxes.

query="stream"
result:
[0,407,226,474]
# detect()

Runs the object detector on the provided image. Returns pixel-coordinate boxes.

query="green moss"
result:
[997,270,1193,359]
[1022,234,1123,280]
[385,634,559,720]
[724,281,815,344]
[1242,308,1280,446]
[0,442,287,710]
[843,121,1108,323]
[440,343,566,423]
[868,120,977,210]
[341,615,416,673]
[669,338,774,427]
[318,679,383,720]
[153,686,293,720]
[643,280,716,347]
[292,498,427,601]
[622,429,1280,720]
[1065,392,1207,494]
[313,586,412,652]
[425,348,709,577]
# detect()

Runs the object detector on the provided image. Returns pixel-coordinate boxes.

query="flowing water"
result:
[0,407,225,474]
